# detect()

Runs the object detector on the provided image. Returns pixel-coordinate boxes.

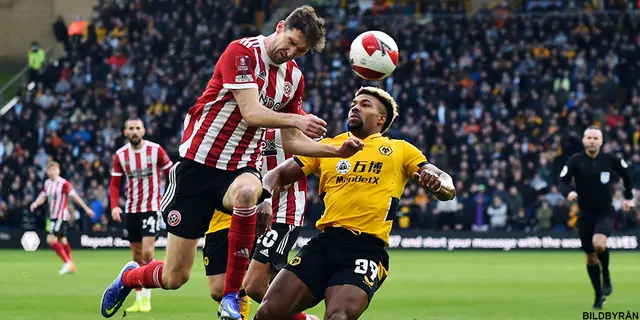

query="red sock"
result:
[50,242,71,263]
[62,242,72,261]
[122,260,165,289]
[223,206,257,295]
[293,312,308,320]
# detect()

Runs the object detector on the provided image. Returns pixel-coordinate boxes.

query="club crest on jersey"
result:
[379,145,393,156]
[600,172,610,184]
[336,159,351,174]
[283,81,292,98]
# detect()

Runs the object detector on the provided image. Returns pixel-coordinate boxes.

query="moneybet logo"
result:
[336,175,380,185]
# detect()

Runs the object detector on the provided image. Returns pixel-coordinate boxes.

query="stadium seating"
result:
[0,0,638,234]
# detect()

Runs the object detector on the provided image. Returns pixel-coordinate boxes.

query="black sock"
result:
[587,264,602,297]
[598,250,610,284]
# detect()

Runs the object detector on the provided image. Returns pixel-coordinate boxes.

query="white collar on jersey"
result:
[257,35,281,66]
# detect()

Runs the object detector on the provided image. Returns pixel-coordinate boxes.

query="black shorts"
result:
[47,219,69,238]
[160,159,264,239]
[203,229,229,276]
[252,223,301,273]
[577,212,615,254]
[284,227,389,304]
[124,212,160,242]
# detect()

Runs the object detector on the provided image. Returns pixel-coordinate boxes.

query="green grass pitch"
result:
[0,249,638,319]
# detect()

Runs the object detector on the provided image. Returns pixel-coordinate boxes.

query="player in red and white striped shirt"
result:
[241,128,308,309]
[30,161,94,275]
[108,118,173,313]
[101,7,363,320]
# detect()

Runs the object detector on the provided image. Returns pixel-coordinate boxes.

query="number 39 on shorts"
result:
[354,258,379,281]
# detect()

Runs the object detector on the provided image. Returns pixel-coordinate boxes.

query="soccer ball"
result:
[349,30,399,80]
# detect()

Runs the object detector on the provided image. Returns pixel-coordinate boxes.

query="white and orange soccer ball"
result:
[349,30,399,80]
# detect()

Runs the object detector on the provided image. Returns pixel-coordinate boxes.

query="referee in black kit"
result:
[559,126,634,309]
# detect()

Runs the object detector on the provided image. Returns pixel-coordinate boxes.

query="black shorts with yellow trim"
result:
[283,227,389,304]
[202,228,229,276]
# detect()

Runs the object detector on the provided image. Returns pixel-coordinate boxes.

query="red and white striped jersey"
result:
[261,128,307,226]
[40,177,75,221]
[179,35,305,171]
[111,141,173,213]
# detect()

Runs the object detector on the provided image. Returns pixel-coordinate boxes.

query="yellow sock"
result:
[239,289,251,319]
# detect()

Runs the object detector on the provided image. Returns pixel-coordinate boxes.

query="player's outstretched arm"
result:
[413,164,456,201]
[281,128,364,158]
[234,89,327,139]
[262,157,307,196]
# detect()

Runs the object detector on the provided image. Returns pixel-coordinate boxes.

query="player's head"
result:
[269,5,326,64]
[124,117,145,147]
[582,125,603,155]
[348,87,398,137]
[47,161,60,179]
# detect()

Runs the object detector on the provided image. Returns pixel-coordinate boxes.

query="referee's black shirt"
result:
[559,152,633,215]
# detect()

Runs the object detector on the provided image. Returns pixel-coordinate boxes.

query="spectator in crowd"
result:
[0,0,638,235]
[488,196,508,230]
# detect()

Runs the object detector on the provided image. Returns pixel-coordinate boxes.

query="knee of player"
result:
[586,253,599,264]
[593,242,607,253]
[234,185,261,206]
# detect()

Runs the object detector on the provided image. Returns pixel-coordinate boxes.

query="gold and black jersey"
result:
[205,210,231,235]
[294,132,427,246]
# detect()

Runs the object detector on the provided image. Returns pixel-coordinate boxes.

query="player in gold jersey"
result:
[202,211,251,319]
[254,87,456,320]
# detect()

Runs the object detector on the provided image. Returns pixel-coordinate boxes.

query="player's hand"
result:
[412,170,442,193]
[86,208,95,219]
[29,203,37,213]
[622,199,635,211]
[336,137,364,158]
[256,200,273,237]
[567,191,578,202]
[296,114,327,139]
[111,207,122,222]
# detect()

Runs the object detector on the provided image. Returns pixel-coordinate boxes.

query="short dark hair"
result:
[124,117,144,128]
[284,5,326,52]
[355,86,399,134]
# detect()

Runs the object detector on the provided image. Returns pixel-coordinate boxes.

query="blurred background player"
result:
[255,87,456,319]
[30,161,95,275]
[100,6,363,320]
[109,118,173,313]
[243,128,315,320]
[558,126,634,309]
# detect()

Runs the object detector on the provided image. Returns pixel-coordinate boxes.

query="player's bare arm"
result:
[69,192,95,218]
[233,88,327,139]
[413,163,456,201]
[262,158,307,196]
[29,193,47,212]
[280,128,364,158]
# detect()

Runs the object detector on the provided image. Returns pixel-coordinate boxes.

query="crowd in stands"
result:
[0,0,639,235]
